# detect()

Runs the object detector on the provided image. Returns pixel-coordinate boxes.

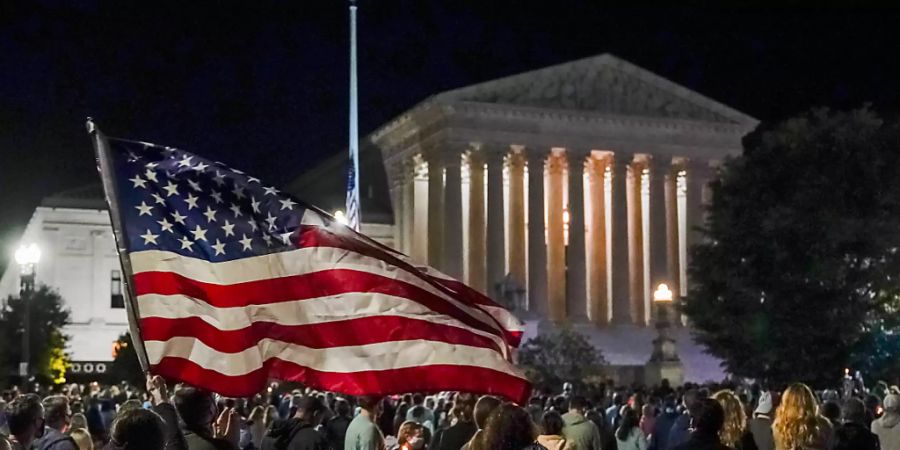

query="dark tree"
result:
[517,326,606,391]
[0,284,71,385]
[110,332,145,387]
[684,108,900,387]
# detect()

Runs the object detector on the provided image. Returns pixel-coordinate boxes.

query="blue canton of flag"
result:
[110,139,309,262]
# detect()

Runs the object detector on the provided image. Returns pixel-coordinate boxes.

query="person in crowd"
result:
[110,407,167,450]
[461,396,501,450]
[477,403,542,450]
[671,399,730,450]
[606,394,625,430]
[71,414,89,433]
[536,411,573,450]
[36,395,77,450]
[747,391,774,450]
[433,394,476,450]
[174,387,240,450]
[820,401,841,427]
[390,422,426,450]
[407,407,433,438]
[6,394,45,450]
[68,429,92,450]
[866,395,884,429]
[772,383,833,450]
[832,397,880,450]
[261,396,328,450]
[615,407,648,450]
[526,399,545,427]
[711,390,757,450]
[344,396,384,450]
[665,389,702,450]
[561,396,603,450]
[649,395,678,450]
[872,393,900,450]
[322,399,351,450]
[244,406,267,450]
[405,396,434,429]
[638,404,655,442]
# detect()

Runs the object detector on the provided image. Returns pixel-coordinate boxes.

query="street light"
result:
[14,243,40,386]
[647,282,682,383]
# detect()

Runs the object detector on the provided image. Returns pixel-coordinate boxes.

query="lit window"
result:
[111,270,124,309]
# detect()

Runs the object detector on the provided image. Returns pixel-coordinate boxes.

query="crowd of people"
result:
[0,376,898,450]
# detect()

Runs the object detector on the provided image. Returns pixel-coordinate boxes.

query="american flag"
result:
[94,132,530,403]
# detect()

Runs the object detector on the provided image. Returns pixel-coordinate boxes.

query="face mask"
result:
[408,437,425,449]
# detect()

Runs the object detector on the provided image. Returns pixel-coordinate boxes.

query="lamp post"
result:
[646,282,683,386]
[14,243,40,386]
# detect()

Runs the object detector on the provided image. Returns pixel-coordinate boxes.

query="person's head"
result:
[454,393,476,423]
[774,383,827,450]
[6,393,45,444]
[692,398,725,438]
[842,397,867,425]
[412,394,425,406]
[42,395,71,432]
[641,404,655,419]
[884,394,900,416]
[615,407,639,441]
[473,396,502,430]
[612,392,625,407]
[174,387,217,432]
[356,395,384,418]
[754,391,773,417]
[334,399,351,418]
[712,390,746,447]
[682,389,701,414]
[118,400,143,415]
[820,401,841,424]
[110,408,165,450]
[71,413,88,430]
[568,396,588,414]
[480,403,536,450]
[540,410,564,436]
[70,428,93,450]
[409,405,426,423]
[397,421,426,449]
[294,396,326,426]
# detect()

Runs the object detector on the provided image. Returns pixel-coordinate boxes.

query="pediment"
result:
[434,53,756,127]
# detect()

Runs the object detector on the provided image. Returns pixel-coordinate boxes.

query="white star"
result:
[239,234,253,251]
[203,206,218,223]
[230,203,243,218]
[163,181,179,197]
[248,220,259,232]
[263,186,279,196]
[184,193,200,210]
[187,179,202,192]
[179,236,194,251]
[265,212,277,231]
[177,156,193,168]
[135,201,153,216]
[157,218,174,233]
[144,169,158,183]
[140,229,159,245]
[145,161,159,169]
[193,162,209,172]
[232,186,246,199]
[210,190,223,204]
[279,198,297,211]
[212,239,226,256]
[221,220,235,237]
[171,210,187,225]
[151,193,166,205]
[190,225,208,242]
[279,231,294,245]
[213,171,226,187]
[247,176,260,183]
[129,175,147,189]
[262,234,273,247]
[250,197,261,213]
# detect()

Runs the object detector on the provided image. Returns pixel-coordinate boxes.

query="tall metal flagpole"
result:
[346,0,361,231]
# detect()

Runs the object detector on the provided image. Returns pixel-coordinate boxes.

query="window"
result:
[111,270,124,309]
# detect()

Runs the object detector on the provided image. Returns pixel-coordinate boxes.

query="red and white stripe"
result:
[133,223,531,403]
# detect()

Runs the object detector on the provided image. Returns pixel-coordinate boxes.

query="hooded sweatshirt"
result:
[537,434,574,450]
[873,412,900,450]
[561,412,603,450]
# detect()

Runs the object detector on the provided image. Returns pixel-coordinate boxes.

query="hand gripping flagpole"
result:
[345,0,361,232]
[87,118,151,373]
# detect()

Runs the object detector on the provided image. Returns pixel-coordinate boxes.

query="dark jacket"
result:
[184,429,239,450]
[434,420,477,450]
[323,416,351,450]
[748,416,774,450]
[35,427,78,450]
[665,414,692,450]
[155,403,189,450]
[833,422,880,450]
[649,411,679,450]
[261,420,328,450]
[670,433,731,450]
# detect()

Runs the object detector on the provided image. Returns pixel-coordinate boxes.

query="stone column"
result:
[426,151,444,269]
[627,158,647,326]
[665,161,683,302]
[586,155,609,325]
[508,150,527,287]
[649,157,669,323]
[401,159,416,255]
[610,154,632,324]
[467,151,486,293]
[486,146,507,298]
[443,153,464,279]
[546,153,566,322]
[685,159,709,262]
[526,149,548,316]
[566,151,588,322]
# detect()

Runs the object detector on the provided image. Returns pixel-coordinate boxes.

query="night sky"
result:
[2,1,900,271]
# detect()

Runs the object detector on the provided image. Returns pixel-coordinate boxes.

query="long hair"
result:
[478,403,537,450]
[773,383,830,450]
[712,390,746,448]
[616,406,639,442]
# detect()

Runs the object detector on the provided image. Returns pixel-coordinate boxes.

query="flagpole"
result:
[346,0,361,231]
[86,118,151,373]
